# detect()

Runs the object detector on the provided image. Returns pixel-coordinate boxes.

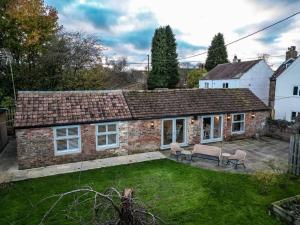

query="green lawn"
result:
[0,159,299,225]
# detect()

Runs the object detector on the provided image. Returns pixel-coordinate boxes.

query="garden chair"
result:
[170,142,183,161]
[227,150,246,169]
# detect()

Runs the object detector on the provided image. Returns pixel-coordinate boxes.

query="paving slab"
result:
[163,136,290,174]
[0,140,166,183]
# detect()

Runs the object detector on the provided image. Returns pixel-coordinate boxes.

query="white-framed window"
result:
[96,122,119,150]
[231,113,245,134]
[291,112,300,121]
[204,82,209,88]
[222,83,229,88]
[293,86,300,96]
[53,125,81,155]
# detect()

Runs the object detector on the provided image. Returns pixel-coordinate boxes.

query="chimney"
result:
[232,55,238,63]
[286,46,297,60]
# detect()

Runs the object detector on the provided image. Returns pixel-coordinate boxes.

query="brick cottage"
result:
[15,89,270,169]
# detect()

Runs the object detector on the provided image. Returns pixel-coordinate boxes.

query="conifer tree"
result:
[205,33,228,71]
[147,25,179,89]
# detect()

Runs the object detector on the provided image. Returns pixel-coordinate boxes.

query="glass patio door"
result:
[161,118,187,148]
[201,115,223,143]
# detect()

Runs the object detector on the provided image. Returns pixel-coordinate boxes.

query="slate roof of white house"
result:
[271,57,297,80]
[14,89,269,128]
[202,59,261,80]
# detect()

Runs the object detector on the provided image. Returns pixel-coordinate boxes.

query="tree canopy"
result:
[205,33,228,71]
[187,68,207,88]
[147,25,179,89]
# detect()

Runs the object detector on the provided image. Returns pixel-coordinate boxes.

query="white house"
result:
[270,46,300,121]
[199,58,273,104]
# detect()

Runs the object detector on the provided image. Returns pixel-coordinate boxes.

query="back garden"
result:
[0,159,299,225]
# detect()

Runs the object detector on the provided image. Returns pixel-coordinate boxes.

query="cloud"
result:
[45,0,300,69]
[79,5,120,30]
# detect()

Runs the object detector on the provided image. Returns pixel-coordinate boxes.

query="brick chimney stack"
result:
[232,55,238,63]
[286,46,297,60]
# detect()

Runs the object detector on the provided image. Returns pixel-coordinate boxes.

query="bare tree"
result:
[109,57,128,73]
[38,187,166,225]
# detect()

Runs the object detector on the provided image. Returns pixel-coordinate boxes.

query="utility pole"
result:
[0,49,17,104]
[147,54,150,75]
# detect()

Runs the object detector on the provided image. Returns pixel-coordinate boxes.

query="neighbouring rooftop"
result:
[202,59,261,80]
[14,88,269,128]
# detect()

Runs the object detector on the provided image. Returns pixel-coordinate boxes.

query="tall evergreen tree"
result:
[147,25,179,89]
[205,33,228,71]
[165,25,179,88]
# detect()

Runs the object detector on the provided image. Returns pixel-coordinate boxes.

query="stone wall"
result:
[224,111,269,141]
[127,119,161,153]
[16,122,129,169]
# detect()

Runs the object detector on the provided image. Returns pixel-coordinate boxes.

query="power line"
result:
[178,11,300,60]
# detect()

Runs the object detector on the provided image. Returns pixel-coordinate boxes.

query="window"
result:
[231,113,245,133]
[291,112,300,121]
[96,122,119,150]
[204,82,209,88]
[293,86,300,96]
[54,126,81,155]
[222,83,229,88]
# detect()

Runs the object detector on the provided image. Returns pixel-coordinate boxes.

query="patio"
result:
[163,136,290,173]
[0,136,290,183]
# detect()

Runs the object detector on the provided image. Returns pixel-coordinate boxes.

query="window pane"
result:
[175,119,185,143]
[68,127,78,136]
[57,139,67,151]
[203,117,211,140]
[163,120,173,145]
[56,128,66,137]
[98,125,106,133]
[233,114,244,121]
[97,135,106,146]
[292,112,297,120]
[232,122,243,132]
[293,86,298,95]
[69,138,79,149]
[107,124,116,132]
[107,134,117,145]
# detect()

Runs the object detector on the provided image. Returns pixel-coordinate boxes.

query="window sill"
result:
[55,149,81,156]
[96,145,119,151]
[231,131,245,135]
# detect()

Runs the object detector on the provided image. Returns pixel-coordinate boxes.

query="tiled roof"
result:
[15,89,269,128]
[123,89,269,119]
[271,58,296,80]
[14,91,132,128]
[202,60,261,80]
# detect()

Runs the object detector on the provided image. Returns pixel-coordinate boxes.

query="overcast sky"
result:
[45,0,300,69]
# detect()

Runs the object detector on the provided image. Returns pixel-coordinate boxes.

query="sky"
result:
[45,0,300,69]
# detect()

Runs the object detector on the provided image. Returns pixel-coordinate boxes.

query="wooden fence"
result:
[288,134,300,176]
[6,107,15,135]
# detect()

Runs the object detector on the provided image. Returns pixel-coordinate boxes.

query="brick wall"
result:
[224,111,269,141]
[16,122,129,169]
[127,119,161,153]
[16,111,269,169]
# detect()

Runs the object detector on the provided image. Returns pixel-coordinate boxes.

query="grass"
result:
[0,159,299,225]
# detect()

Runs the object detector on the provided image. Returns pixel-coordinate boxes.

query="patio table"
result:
[221,152,231,164]
[181,150,192,162]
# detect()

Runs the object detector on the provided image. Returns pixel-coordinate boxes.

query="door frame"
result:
[160,117,188,149]
[200,115,224,144]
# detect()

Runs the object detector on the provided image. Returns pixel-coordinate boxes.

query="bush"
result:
[253,170,279,195]
[267,118,294,129]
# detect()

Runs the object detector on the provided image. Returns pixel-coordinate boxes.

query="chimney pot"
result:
[286,46,297,60]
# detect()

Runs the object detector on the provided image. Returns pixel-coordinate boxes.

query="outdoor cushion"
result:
[192,144,221,159]
[228,150,246,161]
[170,142,183,155]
